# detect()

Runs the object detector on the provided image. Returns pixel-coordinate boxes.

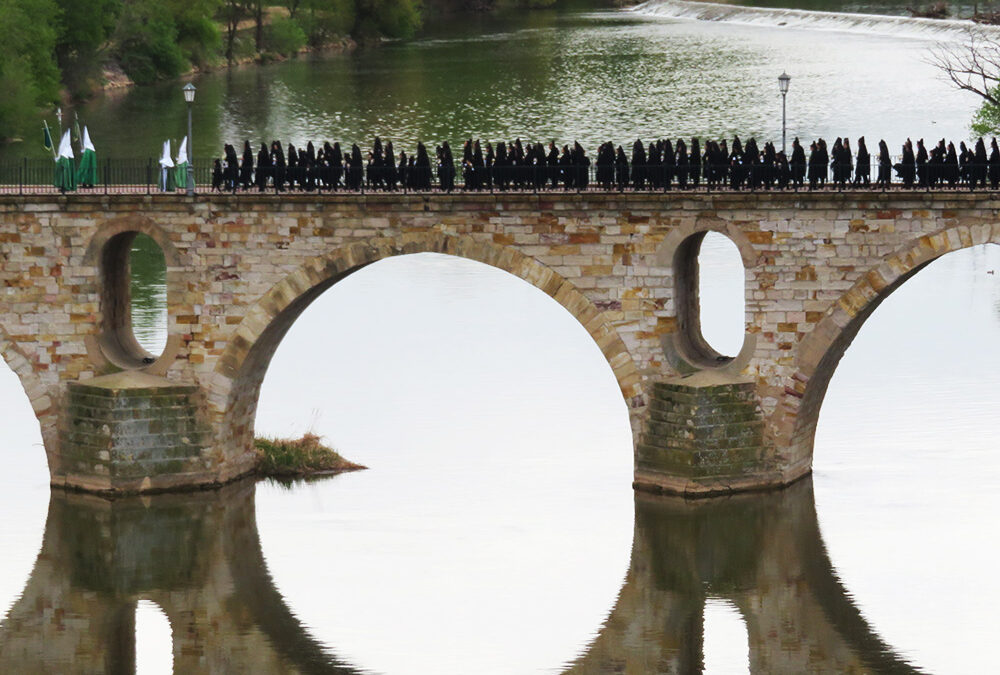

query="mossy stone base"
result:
[634,376,779,496]
[56,372,215,494]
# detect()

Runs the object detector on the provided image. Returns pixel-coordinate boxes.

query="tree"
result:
[929,27,1000,133]
[0,0,61,140]
[166,0,222,67]
[114,0,186,84]
[54,0,120,96]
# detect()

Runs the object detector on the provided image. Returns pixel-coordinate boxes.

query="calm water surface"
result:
[1,3,999,673]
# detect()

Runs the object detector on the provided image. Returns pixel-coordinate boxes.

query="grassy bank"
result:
[254,433,366,478]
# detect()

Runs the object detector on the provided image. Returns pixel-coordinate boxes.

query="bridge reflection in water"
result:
[0,479,923,674]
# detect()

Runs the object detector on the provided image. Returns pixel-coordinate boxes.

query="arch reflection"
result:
[0,479,925,674]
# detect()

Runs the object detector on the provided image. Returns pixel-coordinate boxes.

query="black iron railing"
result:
[0,157,995,195]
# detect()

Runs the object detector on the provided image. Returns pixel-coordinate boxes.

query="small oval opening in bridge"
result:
[674,231,746,368]
[135,599,173,674]
[99,232,167,369]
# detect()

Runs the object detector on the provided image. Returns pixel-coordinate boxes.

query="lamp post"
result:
[183,83,196,196]
[56,107,63,139]
[778,72,791,154]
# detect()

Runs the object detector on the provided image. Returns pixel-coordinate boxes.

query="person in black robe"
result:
[558,145,573,190]
[730,136,745,190]
[945,142,959,188]
[807,140,820,190]
[915,139,928,188]
[895,139,915,188]
[675,139,688,189]
[989,139,1000,189]
[415,142,432,191]
[615,145,629,191]
[573,141,590,190]
[256,143,271,191]
[240,141,254,190]
[647,141,661,190]
[974,137,989,188]
[876,139,891,189]
[330,142,344,190]
[689,138,701,188]
[271,141,286,192]
[854,137,870,187]
[398,150,408,189]
[287,144,300,190]
[790,138,806,189]
[546,142,559,190]
[744,137,761,190]
[474,141,486,190]
[631,139,646,190]
[761,141,776,189]
[485,143,495,190]
[385,141,397,190]
[775,150,790,189]
[211,158,224,192]
[224,144,239,192]
[533,142,547,191]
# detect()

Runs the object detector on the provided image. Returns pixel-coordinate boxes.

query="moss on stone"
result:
[253,433,366,478]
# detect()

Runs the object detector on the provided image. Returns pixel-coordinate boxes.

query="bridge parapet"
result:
[0,191,995,495]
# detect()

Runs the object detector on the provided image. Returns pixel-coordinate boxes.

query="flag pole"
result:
[43,120,56,160]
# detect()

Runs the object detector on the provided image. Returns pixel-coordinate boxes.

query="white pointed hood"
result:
[82,127,95,153]
[57,130,74,160]
[176,136,188,164]
[159,140,174,168]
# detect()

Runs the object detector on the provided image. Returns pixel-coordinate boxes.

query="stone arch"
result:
[83,216,184,375]
[209,231,644,479]
[656,218,760,375]
[0,326,57,471]
[781,221,998,476]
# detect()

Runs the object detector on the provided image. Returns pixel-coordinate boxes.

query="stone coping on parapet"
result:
[3,190,1000,212]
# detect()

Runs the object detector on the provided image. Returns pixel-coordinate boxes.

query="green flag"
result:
[43,121,54,156]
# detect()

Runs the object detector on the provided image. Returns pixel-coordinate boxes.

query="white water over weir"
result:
[628,0,997,40]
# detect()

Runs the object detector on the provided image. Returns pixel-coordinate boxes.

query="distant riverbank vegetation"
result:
[0,0,566,142]
[254,433,366,477]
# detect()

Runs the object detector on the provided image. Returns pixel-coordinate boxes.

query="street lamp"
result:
[778,72,791,154]
[183,83,196,196]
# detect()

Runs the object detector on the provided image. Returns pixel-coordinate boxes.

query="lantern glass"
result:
[182,83,196,104]
[778,72,791,95]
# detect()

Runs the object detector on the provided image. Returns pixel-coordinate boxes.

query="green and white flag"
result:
[54,130,76,193]
[174,136,189,189]
[159,140,176,192]
[76,126,98,187]
[43,121,54,157]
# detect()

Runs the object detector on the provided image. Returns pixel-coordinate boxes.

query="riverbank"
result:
[254,433,367,478]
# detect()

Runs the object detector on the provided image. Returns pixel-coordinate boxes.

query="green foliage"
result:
[114,0,187,84]
[298,0,355,45]
[355,0,421,39]
[0,0,61,139]
[267,17,307,56]
[972,93,1000,137]
[167,0,222,67]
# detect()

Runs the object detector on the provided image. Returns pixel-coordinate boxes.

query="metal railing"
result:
[0,157,996,195]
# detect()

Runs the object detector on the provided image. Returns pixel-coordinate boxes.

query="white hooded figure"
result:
[159,140,175,192]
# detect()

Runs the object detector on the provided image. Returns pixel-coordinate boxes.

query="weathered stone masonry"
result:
[0,192,995,495]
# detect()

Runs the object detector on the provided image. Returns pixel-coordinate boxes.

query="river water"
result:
[2,2,999,673]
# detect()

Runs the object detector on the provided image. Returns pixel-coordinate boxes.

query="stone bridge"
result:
[0,477,923,673]
[0,192,993,495]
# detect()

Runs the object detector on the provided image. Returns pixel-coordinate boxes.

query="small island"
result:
[253,433,366,478]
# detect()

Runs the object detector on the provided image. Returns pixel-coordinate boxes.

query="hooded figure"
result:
[159,139,175,192]
[989,138,1000,189]
[854,137,870,187]
[240,140,254,190]
[256,143,271,191]
[76,127,98,188]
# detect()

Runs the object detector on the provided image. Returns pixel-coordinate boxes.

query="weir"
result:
[0,191,995,495]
